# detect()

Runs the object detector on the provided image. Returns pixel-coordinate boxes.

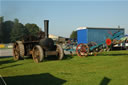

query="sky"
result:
[1,0,128,37]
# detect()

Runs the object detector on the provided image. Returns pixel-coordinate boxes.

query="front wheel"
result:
[56,44,64,60]
[76,43,89,57]
[32,45,44,63]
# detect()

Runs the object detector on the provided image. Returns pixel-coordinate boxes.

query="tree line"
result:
[70,30,77,39]
[0,16,77,43]
[0,17,40,43]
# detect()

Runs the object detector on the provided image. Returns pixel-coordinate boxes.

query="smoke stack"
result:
[44,20,49,38]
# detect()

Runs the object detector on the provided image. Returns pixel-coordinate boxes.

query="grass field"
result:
[0,50,128,85]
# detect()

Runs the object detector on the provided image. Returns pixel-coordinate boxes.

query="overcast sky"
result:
[1,0,128,37]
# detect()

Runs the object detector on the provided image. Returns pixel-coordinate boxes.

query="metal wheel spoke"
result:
[32,45,44,63]
[76,43,89,57]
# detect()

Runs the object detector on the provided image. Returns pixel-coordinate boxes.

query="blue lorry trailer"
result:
[77,27,124,44]
[76,27,125,57]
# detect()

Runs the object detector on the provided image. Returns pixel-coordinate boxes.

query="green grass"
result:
[0,50,128,85]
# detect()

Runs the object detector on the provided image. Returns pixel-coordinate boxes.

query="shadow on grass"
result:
[44,55,74,61]
[0,58,16,65]
[2,73,67,85]
[0,64,23,69]
[63,54,74,60]
[98,53,128,56]
[99,77,111,85]
[0,56,12,58]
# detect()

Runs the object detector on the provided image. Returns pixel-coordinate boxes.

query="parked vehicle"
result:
[13,20,64,63]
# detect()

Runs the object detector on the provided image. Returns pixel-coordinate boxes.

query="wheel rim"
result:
[106,38,112,46]
[33,47,40,63]
[13,43,20,60]
[76,43,89,57]
[32,45,44,63]
[56,44,64,60]
[13,41,24,60]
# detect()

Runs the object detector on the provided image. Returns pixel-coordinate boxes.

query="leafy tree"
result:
[0,16,3,23]
[10,19,25,42]
[24,23,40,36]
[0,17,41,43]
[0,16,14,43]
[0,16,3,43]
[70,31,77,39]
[2,21,14,43]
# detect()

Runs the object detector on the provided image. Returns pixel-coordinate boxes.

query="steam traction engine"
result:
[13,20,64,63]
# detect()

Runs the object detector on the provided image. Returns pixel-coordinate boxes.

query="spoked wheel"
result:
[32,45,44,63]
[76,43,89,57]
[56,44,64,60]
[13,41,24,60]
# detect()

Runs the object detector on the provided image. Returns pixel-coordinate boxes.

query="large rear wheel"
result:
[32,45,44,63]
[13,41,24,60]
